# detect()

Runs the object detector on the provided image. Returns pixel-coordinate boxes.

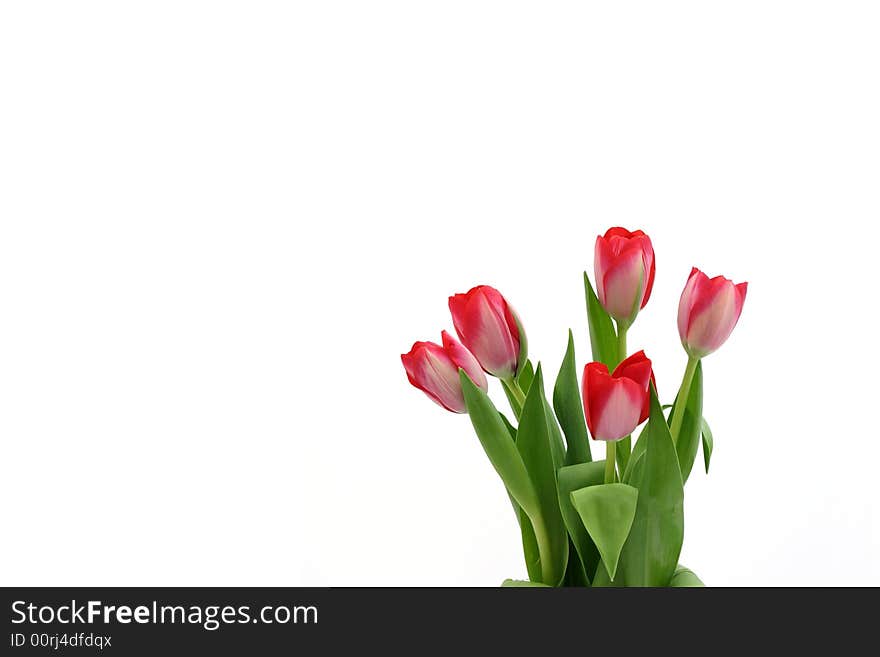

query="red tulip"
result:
[401,331,488,413]
[678,267,748,358]
[448,285,526,379]
[594,227,656,323]
[582,351,653,441]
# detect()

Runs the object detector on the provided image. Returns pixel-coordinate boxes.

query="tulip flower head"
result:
[448,285,526,380]
[678,267,748,359]
[401,331,488,413]
[594,228,656,325]
[582,351,654,441]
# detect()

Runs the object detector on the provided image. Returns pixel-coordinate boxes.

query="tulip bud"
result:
[594,227,656,324]
[582,351,653,441]
[677,267,748,359]
[448,285,526,380]
[401,331,488,413]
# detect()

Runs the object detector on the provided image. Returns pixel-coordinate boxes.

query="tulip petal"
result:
[603,226,636,240]
[592,379,645,442]
[612,350,653,389]
[600,247,645,320]
[441,330,487,390]
[639,238,656,309]
[582,362,610,439]
[677,267,704,342]
[401,339,473,413]
[685,278,740,356]
[583,363,645,441]
[449,286,519,378]
[593,236,615,306]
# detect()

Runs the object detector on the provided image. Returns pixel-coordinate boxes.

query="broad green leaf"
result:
[500,412,541,582]
[554,330,591,465]
[669,564,705,587]
[583,272,618,369]
[614,387,685,587]
[502,579,550,587]
[701,417,714,474]
[516,504,542,583]
[504,491,542,583]
[466,377,544,583]
[543,395,567,471]
[461,371,539,519]
[557,461,605,585]
[570,483,639,581]
[671,362,703,484]
[516,364,569,585]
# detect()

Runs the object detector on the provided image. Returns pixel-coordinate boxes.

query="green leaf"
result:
[701,417,714,474]
[570,483,639,581]
[614,387,685,586]
[672,361,704,484]
[554,330,592,465]
[461,371,540,519]
[499,413,542,582]
[669,564,705,587]
[583,272,618,370]
[516,364,569,585]
[504,494,542,583]
[557,461,605,585]
[516,504,542,583]
[543,395,567,472]
[502,579,550,587]
[622,402,672,483]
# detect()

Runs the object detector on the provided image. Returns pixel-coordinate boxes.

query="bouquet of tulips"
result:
[401,228,747,587]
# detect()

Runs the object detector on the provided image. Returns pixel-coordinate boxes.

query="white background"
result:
[1,2,877,586]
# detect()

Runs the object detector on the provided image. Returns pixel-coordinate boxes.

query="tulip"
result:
[594,227,656,325]
[582,350,653,442]
[669,267,748,446]
[677,267,748,359]
[448,285,526,380]
[401,331,488,413]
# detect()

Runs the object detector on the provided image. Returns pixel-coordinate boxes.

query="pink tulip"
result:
[582,351,653,441]
[401,331,488,413]
[678,267,748,358]
[594,227,656,323]
[448,285,525,379]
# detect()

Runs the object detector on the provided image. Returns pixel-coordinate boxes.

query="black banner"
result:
[0,587,874,654]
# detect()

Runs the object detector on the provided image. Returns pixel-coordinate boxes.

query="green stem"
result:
[605,440,617,484]
[509,379,526,407]
[615,321,628,365]
[611,321,631,475]
[669,356,699,445]
[503,377,527,419]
